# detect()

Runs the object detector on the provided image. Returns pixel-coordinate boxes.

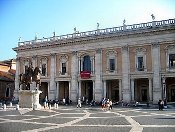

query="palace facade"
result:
[13,18,175,103]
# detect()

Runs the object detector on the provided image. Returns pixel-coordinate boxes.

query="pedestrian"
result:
[77,98,81,108]
[160,100,164,110]
[109,100,113,110]
[158,99,161,110]
[101,98,106,110]
[44,96,48,109]
[164,98,167,109]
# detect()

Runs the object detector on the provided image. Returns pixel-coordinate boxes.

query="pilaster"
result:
[14,57,20,100]
[121,45,131,102]
[94,48,103,101]
[70,51,78,102]
[152,42,161,103]
[49,53,56,100]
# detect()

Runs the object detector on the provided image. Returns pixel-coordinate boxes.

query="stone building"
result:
[0,59,16,102]
[13,18,175,104]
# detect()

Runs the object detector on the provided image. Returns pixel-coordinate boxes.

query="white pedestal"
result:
[18,90,42,109]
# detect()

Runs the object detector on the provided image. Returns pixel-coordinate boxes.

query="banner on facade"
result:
[80,71,91,79]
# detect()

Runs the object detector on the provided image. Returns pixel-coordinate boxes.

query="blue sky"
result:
[0,0,175,61]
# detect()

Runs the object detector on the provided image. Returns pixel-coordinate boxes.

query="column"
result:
[152,42,161,103]
[93,81,95,100]
[119,79,122,101]
[70,51,78,102]
[149,78,153,102]
[94,49,103,101]
[14,57,20,100]
[78,57,81,74]
[69,81,71,100]
[103,80,106,98]
[90,56,95,74]
[121,45,131,102]
[49,53,56,100]
[131,79,135,101]
[56,82,59,99]
[162,76,166,99]
[78,80,81,98]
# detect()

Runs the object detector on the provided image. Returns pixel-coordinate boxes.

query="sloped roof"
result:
[0,71,15,81]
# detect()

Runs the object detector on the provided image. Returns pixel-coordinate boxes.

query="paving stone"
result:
[75,117,130,125]
[0,122,54,132]
[133,115,175,125]
[47,126,131,132]
[28,117,78,124]
[143,127,175,132]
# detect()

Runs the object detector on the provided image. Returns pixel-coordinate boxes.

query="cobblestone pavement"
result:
[0,106,175,132]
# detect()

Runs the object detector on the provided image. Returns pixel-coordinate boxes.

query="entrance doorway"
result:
[135,78,149,102]
[106,80,119,102]
[170,89,175,102]
[39,82,48,102]
[166,77,175,102]
[81,81,93,103]
[141,89,148,102]
[59,81,69,100]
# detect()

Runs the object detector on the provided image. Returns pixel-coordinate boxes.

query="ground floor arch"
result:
[58,81,69,100]
[134,78,149,102]
[81,80,93,103]
[165,77,175,102]
[106,80,119,102]
[39,82,48,102]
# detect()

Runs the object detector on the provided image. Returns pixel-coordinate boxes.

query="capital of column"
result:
[121,45,128,51]
[96,48,102,54]
[152,42,160,48]
[72,51,77,56]
[32,55,37,59]
[50,53,56,57]
[16,57,20,61]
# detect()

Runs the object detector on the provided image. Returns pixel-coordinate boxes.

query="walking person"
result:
[160,100,164,110]
[101,98,106,110]
[77,98,81,108]
[109,100,113,110]
[158,99,161,110]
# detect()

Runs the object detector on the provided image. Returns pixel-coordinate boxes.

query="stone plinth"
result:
[18,90,42,109]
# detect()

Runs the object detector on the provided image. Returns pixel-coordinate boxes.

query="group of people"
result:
[101,98,113,111]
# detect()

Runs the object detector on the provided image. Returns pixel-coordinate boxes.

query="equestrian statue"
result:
[19,65,41,90]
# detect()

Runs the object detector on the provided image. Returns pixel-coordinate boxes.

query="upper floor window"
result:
[165,45,175,71]
[135,47,146,72]
[83,55,91,72]
[60,54,68,75]
[169,54,175,69]
[23,59,30,74]
[106,49,117,73]
[137,56,144,71]
[41,64,46,76]
[40,57,48,76]
[109,58,115,72]
[61,62,66,75]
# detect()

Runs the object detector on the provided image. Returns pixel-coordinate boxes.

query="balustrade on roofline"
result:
[18,18,175,46]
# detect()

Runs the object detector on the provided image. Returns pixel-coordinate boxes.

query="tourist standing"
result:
[77,98,81,108]
[109,100,113,110]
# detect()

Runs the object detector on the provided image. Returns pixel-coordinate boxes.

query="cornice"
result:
[13,25,175,52]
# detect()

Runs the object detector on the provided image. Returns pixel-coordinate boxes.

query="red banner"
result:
[80,71,91,79]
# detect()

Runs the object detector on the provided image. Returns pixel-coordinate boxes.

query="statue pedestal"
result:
[18,89,42,109]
